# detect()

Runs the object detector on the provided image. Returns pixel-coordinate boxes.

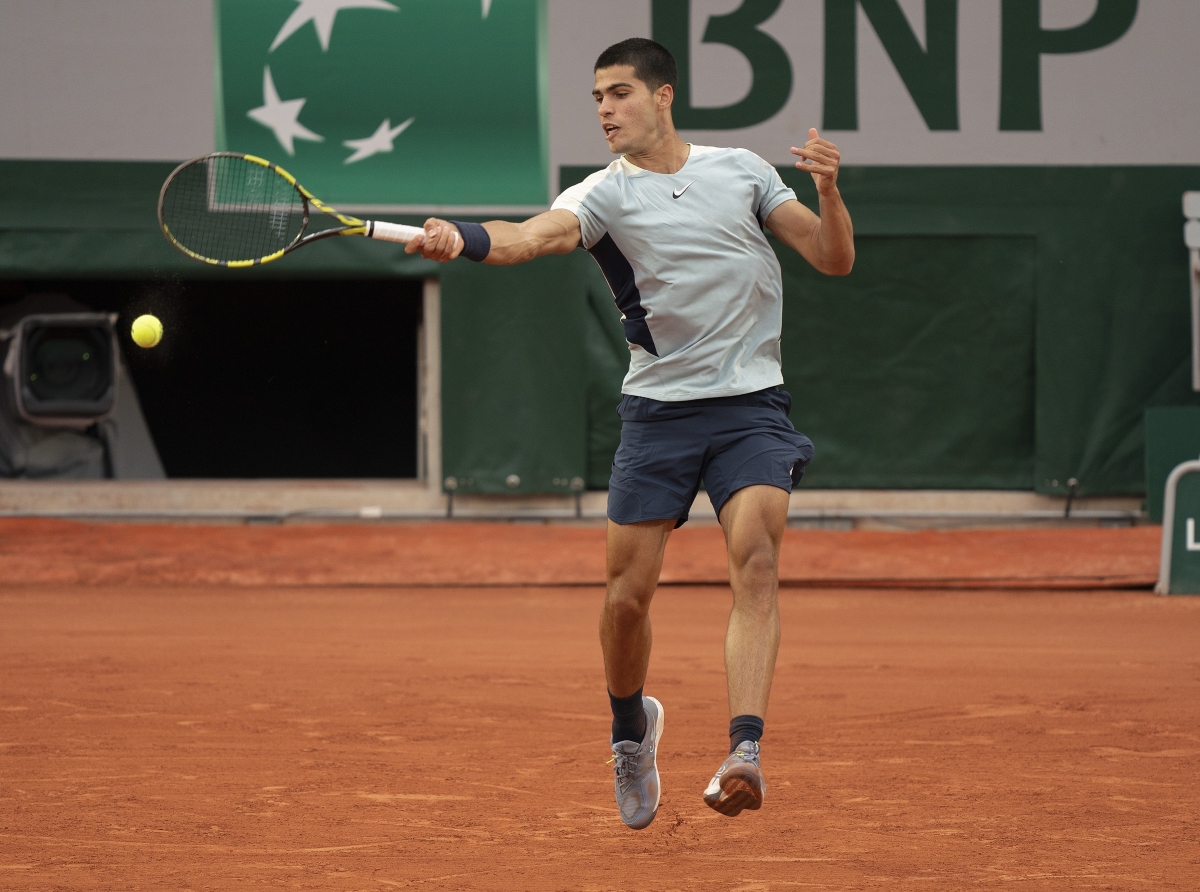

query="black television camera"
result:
[0,294,163,480]
[2,312,119,427]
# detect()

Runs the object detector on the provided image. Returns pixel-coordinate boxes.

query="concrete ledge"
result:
[0,479,446,515]
[0,480,1144,527]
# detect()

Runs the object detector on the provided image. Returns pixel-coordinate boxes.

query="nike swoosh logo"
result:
[672,181,695,199]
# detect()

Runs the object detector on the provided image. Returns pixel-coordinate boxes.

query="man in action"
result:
[409,38,854,829]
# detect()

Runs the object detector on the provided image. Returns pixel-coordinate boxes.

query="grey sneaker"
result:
[608,695,664,830]
[702,740,765,816]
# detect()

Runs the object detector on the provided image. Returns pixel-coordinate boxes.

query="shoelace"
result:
[733,748,759,765]
[607,751,636,792]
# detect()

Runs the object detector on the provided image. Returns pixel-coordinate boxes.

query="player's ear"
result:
[657,83,674,110]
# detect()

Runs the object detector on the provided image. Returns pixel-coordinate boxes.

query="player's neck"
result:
[624,132,690,175]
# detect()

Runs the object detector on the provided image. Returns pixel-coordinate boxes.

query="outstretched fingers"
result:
[789,130,842,191]
[790,143,840,174]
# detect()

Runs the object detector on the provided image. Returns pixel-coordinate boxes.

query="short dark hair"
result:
[594,38,678,92]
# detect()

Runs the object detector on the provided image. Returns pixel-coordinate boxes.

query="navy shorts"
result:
[607,387,815,528]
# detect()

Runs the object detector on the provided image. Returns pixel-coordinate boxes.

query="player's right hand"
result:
[406,217,464,262]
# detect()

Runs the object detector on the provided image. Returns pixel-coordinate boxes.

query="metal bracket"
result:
[1184,192,1200,391]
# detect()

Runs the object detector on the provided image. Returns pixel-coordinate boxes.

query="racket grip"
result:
[366,221,425,244]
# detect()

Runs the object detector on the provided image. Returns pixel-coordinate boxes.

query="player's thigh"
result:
[702,413,813,525]
[717,484,790,570]
[607,418,707,528]
[605,517,675,601]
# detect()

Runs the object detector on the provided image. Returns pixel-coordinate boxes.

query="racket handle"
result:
[366,221,425,244]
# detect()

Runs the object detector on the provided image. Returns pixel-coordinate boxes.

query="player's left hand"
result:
[406,217,463,262]
[790,129,841,196]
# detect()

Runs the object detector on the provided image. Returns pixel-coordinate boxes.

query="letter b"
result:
[652,0,793,130]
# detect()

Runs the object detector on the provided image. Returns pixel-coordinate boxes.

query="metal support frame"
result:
[1184,192,1200,391]
[418,277,442,494]
[0,505,1142,523]
[1192,245,1200,392]
[1155,459,1200,594]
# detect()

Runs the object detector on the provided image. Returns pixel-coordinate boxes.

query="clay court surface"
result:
[2,523,1199,889]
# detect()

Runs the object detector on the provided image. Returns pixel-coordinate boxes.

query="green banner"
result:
[215,0,548,209]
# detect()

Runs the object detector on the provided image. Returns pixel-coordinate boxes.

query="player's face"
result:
[592,65,666,155]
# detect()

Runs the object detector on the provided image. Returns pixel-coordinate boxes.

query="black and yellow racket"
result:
[157,152,426,267]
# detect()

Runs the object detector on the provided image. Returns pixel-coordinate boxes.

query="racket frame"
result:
[158,152,392,268]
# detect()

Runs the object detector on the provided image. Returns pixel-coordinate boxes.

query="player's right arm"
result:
[405,210,582,265]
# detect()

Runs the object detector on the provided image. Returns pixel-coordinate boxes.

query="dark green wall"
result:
[3,160,1199,495]
[788,165,1200,495]
[440,254,591,494]
[779,234,1037,488]
[0,160,438,279]
[451,164,1200,496]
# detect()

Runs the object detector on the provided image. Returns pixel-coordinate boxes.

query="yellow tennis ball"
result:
[131,314,163,348]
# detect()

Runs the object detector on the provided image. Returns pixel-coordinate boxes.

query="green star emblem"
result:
[216,0,548,210]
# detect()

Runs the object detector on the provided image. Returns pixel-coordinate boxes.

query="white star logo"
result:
[246,67,324,155]
[270,0,399,53]
[342,117,415,164]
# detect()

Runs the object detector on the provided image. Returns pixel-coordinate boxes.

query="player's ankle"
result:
[729,714,764,753]
[609,687,647,744]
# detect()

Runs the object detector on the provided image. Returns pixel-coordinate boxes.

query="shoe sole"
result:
[624,696,665,830]
[703,762,764,817]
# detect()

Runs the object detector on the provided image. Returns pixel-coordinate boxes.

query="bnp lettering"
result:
[652,0,1139,132]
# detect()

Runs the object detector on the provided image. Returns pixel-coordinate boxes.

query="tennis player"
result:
[409,37,854,829]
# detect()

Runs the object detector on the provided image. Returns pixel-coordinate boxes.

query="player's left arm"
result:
[764,129,855,276]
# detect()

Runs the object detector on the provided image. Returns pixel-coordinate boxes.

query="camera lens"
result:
[26,327,111,402]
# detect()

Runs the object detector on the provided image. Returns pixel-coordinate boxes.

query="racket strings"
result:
[160,155,307,264]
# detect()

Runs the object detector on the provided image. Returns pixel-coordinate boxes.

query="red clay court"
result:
[2,522,1198,890]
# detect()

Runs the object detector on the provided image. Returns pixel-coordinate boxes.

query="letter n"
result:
[824,0,959,131]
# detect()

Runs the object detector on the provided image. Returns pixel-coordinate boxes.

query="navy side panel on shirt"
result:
[588,234,658,357]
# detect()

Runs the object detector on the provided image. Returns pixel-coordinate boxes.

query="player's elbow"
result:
[827,252,854,276]
[818,243,854,276]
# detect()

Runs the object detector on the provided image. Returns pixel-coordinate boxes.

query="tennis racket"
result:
[157,152,427,267]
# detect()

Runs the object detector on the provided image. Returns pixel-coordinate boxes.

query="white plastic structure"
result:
[1187,193,1200,390]
[1156,459,1200,594]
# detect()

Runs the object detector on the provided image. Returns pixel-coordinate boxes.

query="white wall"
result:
[4,0,1198,169]
[0,0,214,160]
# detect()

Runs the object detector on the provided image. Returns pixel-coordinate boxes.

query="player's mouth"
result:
[603,123,620,141]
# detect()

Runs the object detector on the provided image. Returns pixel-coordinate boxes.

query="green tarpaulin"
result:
[3,160,1199,494]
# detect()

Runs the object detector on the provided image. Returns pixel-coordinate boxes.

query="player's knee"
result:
[728,539,778,581]
[603,584,654,625]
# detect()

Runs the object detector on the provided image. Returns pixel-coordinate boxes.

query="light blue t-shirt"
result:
[552,145,797,401]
